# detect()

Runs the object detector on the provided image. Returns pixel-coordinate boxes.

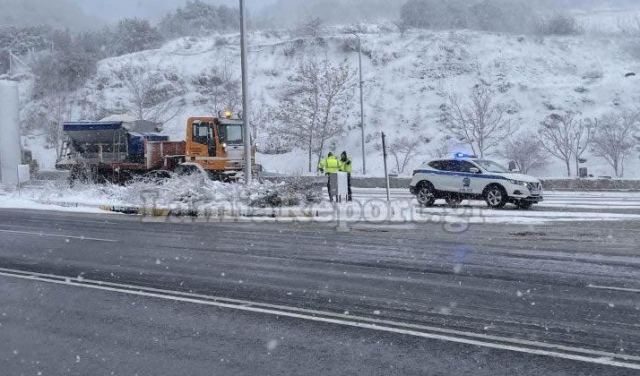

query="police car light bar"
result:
[454,152,478,159]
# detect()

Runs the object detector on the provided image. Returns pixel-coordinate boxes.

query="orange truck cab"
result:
[185,116,254,176]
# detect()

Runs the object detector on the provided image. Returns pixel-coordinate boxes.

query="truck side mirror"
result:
[469,167,481,174]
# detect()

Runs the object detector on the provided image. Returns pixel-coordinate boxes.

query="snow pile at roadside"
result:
[0,176,323,211]
[3,179,640,226]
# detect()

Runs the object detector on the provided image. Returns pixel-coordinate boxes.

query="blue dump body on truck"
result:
[56,121,185,182]
[58,121,169,165]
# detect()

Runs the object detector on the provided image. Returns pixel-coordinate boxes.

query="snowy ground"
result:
[1,180,640,227]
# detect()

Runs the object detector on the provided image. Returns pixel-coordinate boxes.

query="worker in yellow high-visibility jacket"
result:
[318,152,341,201]
[339,151,353,201]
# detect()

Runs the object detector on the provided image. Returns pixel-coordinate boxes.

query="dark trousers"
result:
[327,175,332,202]
[347,173,352,201]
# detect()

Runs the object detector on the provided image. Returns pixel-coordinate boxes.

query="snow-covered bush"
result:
[538,14,581,36]
[31,31,99,97]
[400,0,469,30]
[293,17,324,38]
[0,25,52,73]
[113,63,186,124]
[400,0,539,34]
[250,178,323,208]
[111,18,163,56]
[191,63,241,114]
[158,1,239,39]
[29,175,322,209]
[469,0,537,34]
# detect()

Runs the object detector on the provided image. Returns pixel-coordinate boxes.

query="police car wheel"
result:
[416,182,436,207]
[485,185,507,209]
[445,195,462,207]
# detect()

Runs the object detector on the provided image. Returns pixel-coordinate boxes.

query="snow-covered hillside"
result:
[21,23,640,178]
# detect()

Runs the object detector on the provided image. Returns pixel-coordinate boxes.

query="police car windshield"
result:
[475,160,509,173]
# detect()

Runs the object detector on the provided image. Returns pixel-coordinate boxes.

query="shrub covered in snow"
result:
[158,1,239,39]
[537,14,581,36]
[400,0,539,34]
[0,25,52,73]
[24,176,323,210]
[111,18,163,56]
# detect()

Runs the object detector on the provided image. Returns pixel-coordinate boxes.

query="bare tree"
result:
[315,59,355,163]
[441,85,511,158]
[386,135,430,174]
[393,20,409,38]
[114,62,184,125]
[295,17,324,38]
[573,118,595,176]
[591,112,640,178]
[539,112,594,177]
[430,136,452,159]
[274,58,354,172]
[249,99,272,150]
[500,132,548,174]
[23,95,72,158]
[274,59,321,172]
[44,95,73,157]
[192,55,241,114]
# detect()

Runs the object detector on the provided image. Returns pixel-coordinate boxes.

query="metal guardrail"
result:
[30,170,640,191]
[264,176,640,191]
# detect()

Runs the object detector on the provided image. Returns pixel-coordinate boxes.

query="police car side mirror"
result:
[469,167,481,174]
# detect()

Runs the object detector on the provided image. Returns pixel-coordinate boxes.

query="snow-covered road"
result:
[2,182,640,226]
[303,188,640,226]
[350,188,640,211]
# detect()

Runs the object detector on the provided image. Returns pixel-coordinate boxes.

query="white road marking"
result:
[0,229,117,243]
[0,267,638,370]
[587,284,640,294]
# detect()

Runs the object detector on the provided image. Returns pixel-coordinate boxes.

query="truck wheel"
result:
[484,185,508,209]
[416,182,436,207]
[445,195,462,207]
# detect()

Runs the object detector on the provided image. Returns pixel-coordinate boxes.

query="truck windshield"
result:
[219,124,243,145]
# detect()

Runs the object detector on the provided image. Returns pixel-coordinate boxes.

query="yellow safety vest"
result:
[324,156,340,174]
[340,157,352,173]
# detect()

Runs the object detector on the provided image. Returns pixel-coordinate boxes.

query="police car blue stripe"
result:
[414,169,508,180]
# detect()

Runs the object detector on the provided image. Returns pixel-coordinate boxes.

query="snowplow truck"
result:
[56,115,256,183]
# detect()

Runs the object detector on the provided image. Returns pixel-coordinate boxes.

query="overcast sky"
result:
[73,0,640,24]
[1,0,638,31]
[73,0,277,23]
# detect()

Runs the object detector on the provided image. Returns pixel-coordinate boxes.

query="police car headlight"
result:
[508,179,528,186]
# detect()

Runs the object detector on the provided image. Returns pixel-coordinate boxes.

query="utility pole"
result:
[351,33,366,176]
[239,0,252,185]
[381,132,390,202]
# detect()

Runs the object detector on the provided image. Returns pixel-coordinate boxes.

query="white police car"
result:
[409,154,544,209]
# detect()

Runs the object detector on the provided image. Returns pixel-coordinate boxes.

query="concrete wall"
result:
[0,81,21,186]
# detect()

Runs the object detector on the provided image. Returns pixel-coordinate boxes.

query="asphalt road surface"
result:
[0,208,639,375]
[352,188,640,213]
